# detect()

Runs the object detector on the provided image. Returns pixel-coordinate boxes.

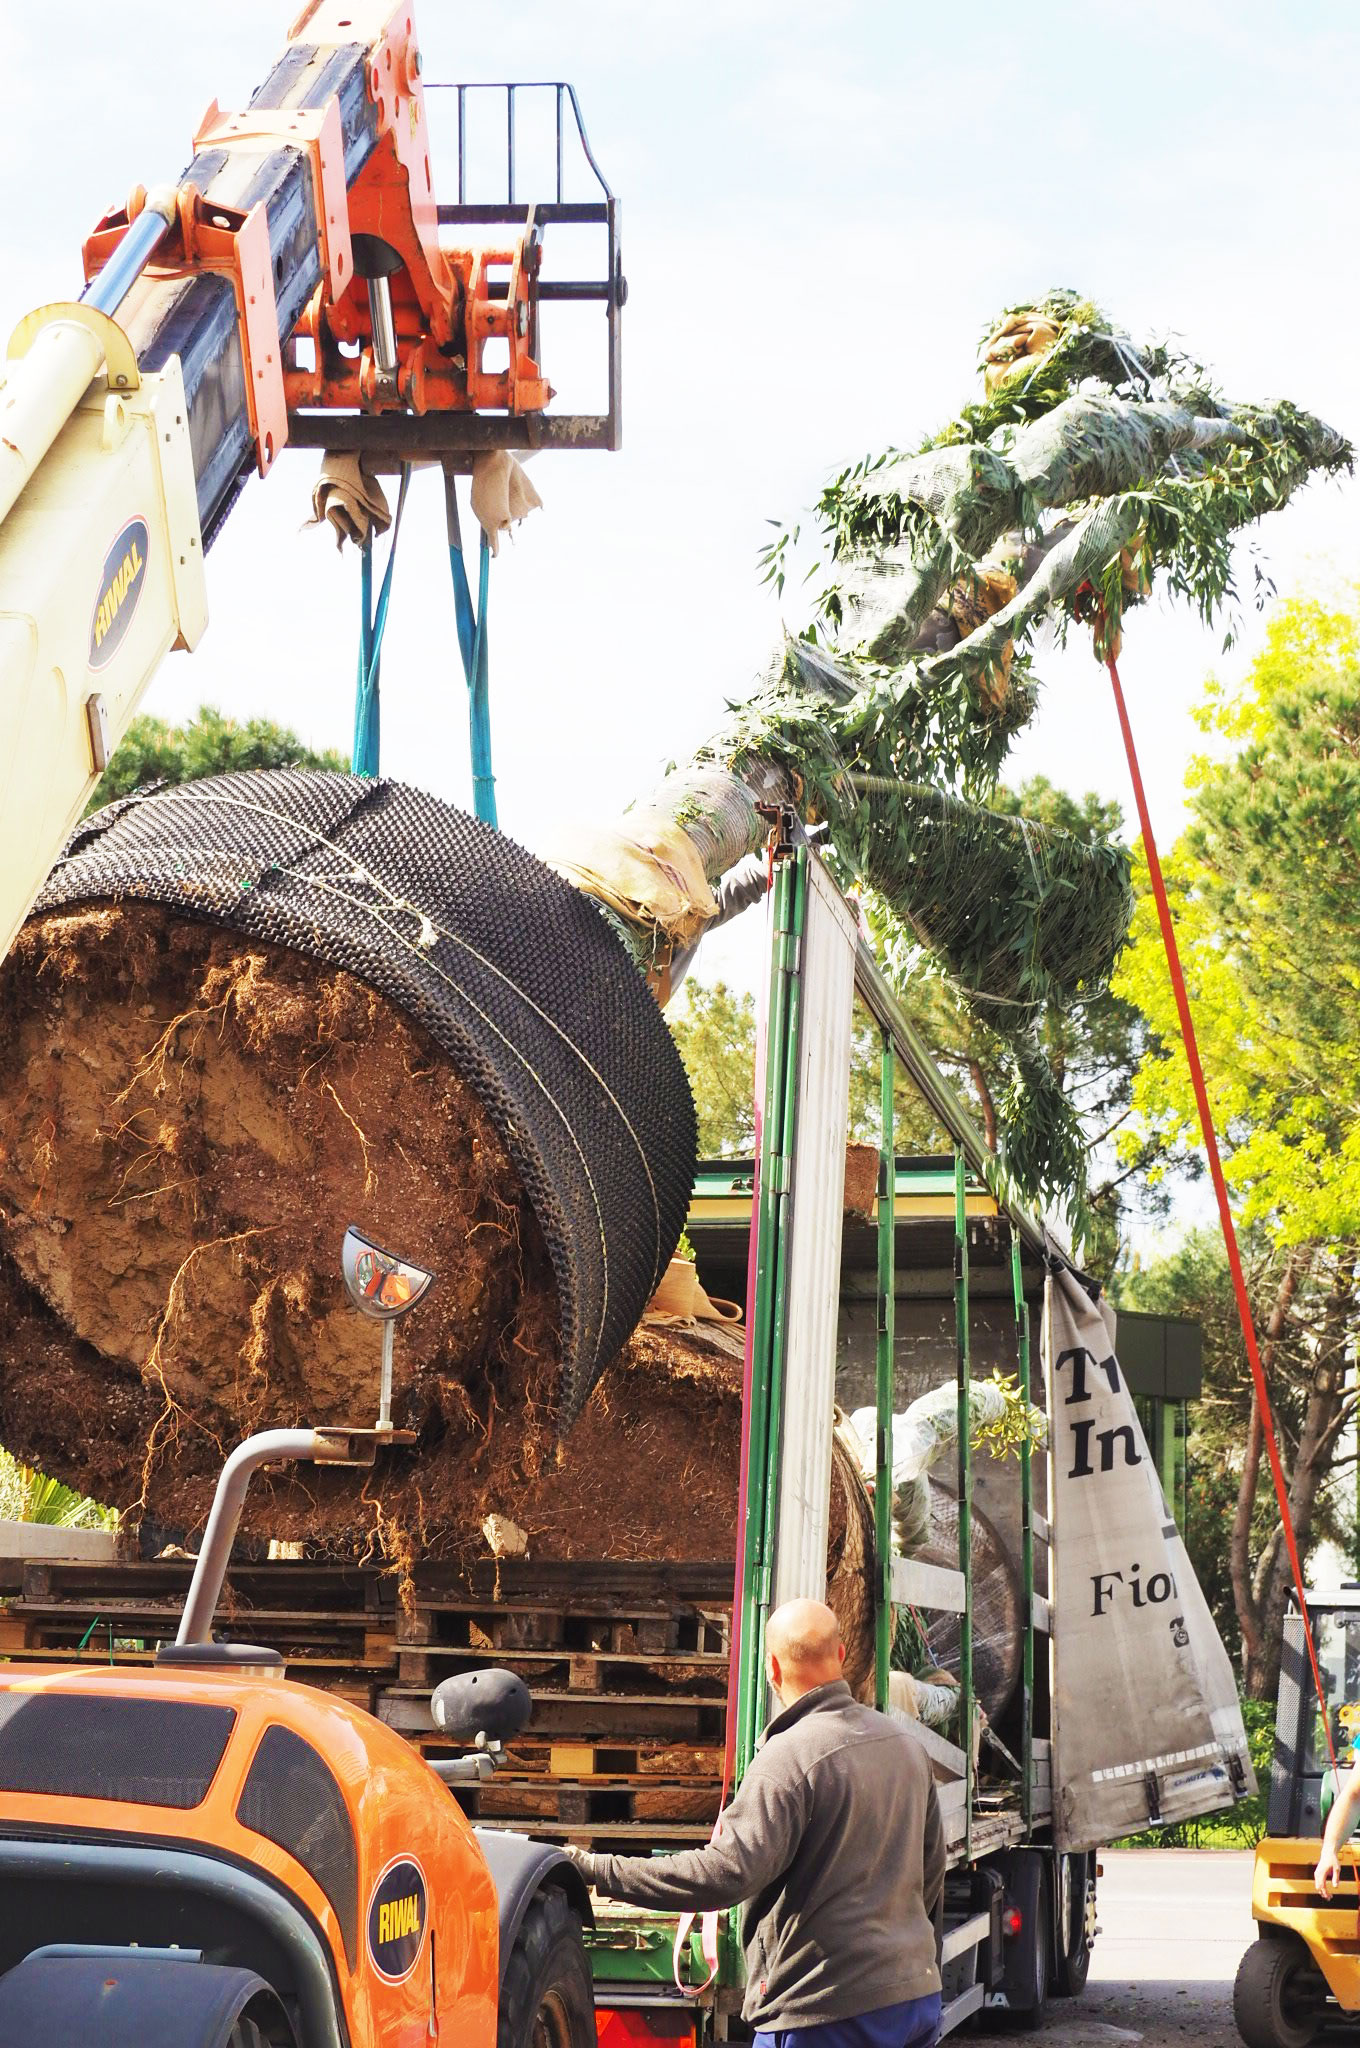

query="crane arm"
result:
[0,0,623,960]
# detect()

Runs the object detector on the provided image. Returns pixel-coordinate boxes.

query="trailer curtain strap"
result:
[351,464,411,779]
[1105,640,1338,1777]
[445,473,498,829]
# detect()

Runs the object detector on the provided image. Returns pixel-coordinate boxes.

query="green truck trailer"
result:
[586,824,1252,2045]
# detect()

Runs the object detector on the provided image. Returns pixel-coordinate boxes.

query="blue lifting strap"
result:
[444,469,498,828]
[351,463,411,778]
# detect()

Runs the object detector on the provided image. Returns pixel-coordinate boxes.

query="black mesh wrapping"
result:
[236,1723,358,1965]
[0,1694,234,1807]
[34,771,697,1424]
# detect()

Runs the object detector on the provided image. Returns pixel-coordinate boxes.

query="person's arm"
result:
[1316,1766,1360,1897]
[567,1752,806,1912]
[922,1780,946,1920]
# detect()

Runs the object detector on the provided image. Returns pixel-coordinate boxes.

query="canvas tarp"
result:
[1046,1263,1254,1848]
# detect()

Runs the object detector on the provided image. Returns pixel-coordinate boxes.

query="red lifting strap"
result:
[1105,644,1338,1778]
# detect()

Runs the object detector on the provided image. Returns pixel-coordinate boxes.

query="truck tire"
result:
[1053,1851,1092,1998]
[498,1885,595,2048]
[1002,1850,1050,2030]
[1233,1934,1326,2048]
[0,1953,295,2045]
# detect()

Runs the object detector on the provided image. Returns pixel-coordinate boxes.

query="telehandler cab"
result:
[0,1235,594,2047]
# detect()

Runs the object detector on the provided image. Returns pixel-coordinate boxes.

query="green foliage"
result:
[970,1370,1045,1461]
[861,778,1153,1256]
[0,1450,116,1529]
[1114,591,1360,1243]
[668,978,946,1161]
[91,704,347,813]
[668,981,758,1157]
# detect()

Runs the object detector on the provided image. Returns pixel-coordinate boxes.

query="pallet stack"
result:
[0,1555,397,1714]
[385,1558,732,1847]
[0,1551,736,1850]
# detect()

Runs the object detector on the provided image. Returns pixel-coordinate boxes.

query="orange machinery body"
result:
[0,1661,501,2047]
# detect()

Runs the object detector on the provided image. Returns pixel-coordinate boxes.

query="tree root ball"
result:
[0,904,877,1688]
[0,904,560,1545]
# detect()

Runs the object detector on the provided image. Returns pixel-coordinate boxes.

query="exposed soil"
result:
[0,904,559,1548]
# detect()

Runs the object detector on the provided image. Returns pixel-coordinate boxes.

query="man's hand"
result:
[1316,1848,1343,1899]
[561,1843,598,1885]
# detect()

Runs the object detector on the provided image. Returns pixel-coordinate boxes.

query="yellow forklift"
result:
[1237,1590,1360,2047]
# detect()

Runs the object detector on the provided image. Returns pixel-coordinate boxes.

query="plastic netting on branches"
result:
[647,290,1350,1231]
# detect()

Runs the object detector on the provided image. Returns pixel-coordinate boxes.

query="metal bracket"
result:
[84,186,288,476]
[757,802,798,864]
[193,99,353,301]
[311,1424,417,1465]
[7,303,140,393]
[1143,1769,1162,1824]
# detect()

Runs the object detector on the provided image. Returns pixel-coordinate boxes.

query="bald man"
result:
[564,1598,945,2048]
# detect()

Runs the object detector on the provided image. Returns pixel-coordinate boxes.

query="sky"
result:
[4,0,1359,1020]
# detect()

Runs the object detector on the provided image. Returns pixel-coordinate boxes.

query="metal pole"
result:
[177,1429,347,1644]
[954,1148,973,1858]
[736,851,797,1779]
[1012,1229,1034,1834]
[1,188,179,532]
[83,192,177,317]
[366,276,399,395]
[874,1033,896,1712]
[760,850,806,1672]
[378,1321,395,1432]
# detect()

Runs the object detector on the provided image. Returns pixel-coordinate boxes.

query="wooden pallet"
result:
[0,1553,736,1848]
[473,1818,713,1847]
[455,1777,721,1826]
[397,1605,728,1658]
[379,1684,728,1745]
[394,1644,729,1694]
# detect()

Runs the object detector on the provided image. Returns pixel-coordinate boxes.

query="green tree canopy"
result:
[1115,591,1360,1241]
[91,705,347,813]
[668,978,947,1160]
[673,775,1150,1270]
[1113,588,1360,1692]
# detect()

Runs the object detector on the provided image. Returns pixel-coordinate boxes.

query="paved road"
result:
[987,1850,1253,2048]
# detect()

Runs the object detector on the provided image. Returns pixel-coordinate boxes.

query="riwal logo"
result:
[89,517,149,670]
[366,1853,428,1984]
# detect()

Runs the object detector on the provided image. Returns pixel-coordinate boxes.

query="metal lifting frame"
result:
[290,78,623,464]
[73,12,623,545]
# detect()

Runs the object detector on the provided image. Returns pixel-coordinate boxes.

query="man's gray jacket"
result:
[578,1680,946,2027]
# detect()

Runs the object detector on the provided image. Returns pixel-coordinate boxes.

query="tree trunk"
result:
[1232,1249,1305,1696]
[1240,1253,1356,1700]
[968,1059,998,1152]
[1231,1389,1267,1686]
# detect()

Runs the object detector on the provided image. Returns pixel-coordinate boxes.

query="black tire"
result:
[1002,1851,1050,2031]
[1233,1934,1327,2048]
[1053,1851,1092,1998]
[498,1885,596,2048]
[228,2006,296,2048]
